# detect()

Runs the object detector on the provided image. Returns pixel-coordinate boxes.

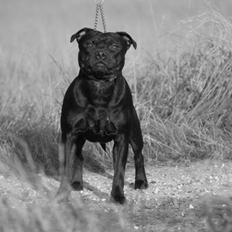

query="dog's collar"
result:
[80,70,119,82]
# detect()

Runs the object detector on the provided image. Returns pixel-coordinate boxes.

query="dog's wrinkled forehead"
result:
[87,33,122,46]
[70,28,137,50]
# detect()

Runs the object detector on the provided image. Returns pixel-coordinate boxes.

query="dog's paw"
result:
[111,194,126,204]
[134,179,148,189]
[111,186,126,204]
[71,181,83,191]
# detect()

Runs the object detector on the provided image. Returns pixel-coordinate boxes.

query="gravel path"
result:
[1,160,232,231]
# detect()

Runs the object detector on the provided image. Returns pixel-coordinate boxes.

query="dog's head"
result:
[70,28,136,78]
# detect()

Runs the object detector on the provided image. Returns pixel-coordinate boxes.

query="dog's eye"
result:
[109,44,119,50]
[86,41,95,48]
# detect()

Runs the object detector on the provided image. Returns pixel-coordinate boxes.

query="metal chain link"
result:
[94,1,106,32]
[94,3,100,30]
[99,3,106,32]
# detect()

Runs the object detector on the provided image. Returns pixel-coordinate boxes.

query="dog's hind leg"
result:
[100,142,106,151]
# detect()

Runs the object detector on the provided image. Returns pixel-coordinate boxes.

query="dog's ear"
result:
[70,28,93,43]
[117,32,137,49]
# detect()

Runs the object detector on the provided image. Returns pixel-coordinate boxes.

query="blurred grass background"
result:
[1,0,232,166]
[1,0,232,231]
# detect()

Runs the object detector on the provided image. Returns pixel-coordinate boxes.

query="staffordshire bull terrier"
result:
[57,28,148,204]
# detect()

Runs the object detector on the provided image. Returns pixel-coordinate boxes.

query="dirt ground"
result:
[1,159,232,232]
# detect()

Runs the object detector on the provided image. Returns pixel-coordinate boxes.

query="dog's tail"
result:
[100,143,106,152]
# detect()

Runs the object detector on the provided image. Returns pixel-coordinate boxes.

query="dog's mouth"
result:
[92,61,109,72]
[95,62,106,68]
[80,57,120,76]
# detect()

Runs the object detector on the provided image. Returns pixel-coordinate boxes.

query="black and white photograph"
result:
[1,0,232,231]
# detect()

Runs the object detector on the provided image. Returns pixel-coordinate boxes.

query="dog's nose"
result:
[96,51,106,60]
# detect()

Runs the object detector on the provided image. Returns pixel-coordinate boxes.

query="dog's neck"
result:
[77,69,125,107]
[79,69,120,82]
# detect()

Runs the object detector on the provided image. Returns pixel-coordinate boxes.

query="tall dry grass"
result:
[132,10,232,162]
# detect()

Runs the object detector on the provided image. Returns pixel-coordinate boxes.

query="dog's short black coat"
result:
[57,28,148,204]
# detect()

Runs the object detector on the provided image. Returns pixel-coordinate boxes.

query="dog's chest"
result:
[85,106,117,139]
[72,78,125,141]
[86,79,115,105]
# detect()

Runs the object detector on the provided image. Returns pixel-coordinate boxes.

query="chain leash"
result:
[94,0,106,32]
[94,3,100,30]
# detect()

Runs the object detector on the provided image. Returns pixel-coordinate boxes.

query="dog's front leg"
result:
[56,134,85,201]
[111,134,129,204]
[71,137,85,191]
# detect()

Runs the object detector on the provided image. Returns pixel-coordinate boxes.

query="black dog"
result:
[57,28,148,204]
